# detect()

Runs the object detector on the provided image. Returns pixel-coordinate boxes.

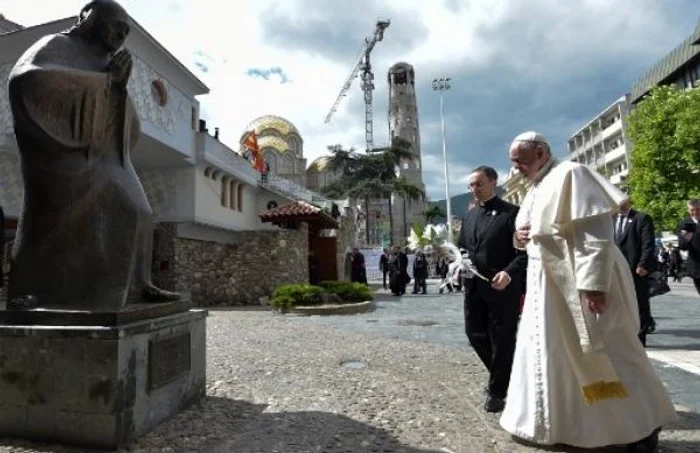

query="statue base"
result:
[0,302,207,450]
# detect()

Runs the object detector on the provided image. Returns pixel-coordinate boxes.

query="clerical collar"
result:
[532,157,558,186]
[478,195,498,209]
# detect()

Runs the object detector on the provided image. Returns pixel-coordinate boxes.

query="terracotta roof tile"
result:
[259,201,338,227]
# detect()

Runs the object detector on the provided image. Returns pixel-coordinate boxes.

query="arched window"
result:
[229,180,237,210]
[221,176,231,207]
[237,184,244,212]
[284,155,294,174]
[287,136,301,156]
[262,150,277,173]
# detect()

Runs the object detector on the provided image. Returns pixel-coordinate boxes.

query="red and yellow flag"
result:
[243,130,266,173]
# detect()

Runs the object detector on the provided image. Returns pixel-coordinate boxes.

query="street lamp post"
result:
[431,77,453,243]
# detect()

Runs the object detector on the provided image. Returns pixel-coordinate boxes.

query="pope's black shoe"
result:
[627,428,660,453]
[484,396,506,413]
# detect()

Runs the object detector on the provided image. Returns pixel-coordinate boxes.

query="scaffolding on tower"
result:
[324,19,390,153]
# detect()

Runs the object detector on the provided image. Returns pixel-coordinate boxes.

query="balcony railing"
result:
[196,133,259,185]
[261,173,332,208]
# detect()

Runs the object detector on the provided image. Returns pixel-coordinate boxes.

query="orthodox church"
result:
[239,115,308,187]
[242,62,427,247]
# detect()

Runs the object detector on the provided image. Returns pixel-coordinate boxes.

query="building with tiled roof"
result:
[259,200,338,229]
[239,114,306,186]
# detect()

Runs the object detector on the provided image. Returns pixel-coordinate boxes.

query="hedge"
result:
[270,281,372,311]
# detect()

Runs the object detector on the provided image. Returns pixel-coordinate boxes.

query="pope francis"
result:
[499,132,677,452]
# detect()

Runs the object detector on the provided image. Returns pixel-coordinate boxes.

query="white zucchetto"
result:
[512,131,548,145]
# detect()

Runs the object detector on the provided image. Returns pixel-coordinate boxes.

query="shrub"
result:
[318,281,373,302]
[270,281,373,311]
[270,284,324,310]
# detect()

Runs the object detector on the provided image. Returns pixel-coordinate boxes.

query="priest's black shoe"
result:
[484,396,505,413]
[627,428,660,453]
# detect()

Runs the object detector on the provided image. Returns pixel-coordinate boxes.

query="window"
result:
[229,181,237,210]
[263,151,277,173]
[191,106,197,130]
[692,62,700,84]
[284,155,294,174]
[237,185,243,212]
[221,177,230,207]
[287,136,299,155]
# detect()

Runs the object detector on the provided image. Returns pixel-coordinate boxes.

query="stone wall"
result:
[336,214,357,282]
[153,223,308,306]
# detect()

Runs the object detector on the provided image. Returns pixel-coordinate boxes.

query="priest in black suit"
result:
[678,199,700,296]
[457,166,527,413]
[614,199,656,346]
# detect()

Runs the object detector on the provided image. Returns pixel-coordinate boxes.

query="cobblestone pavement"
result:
[0,280,699,453]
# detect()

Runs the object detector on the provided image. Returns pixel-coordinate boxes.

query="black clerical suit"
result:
[614,209,655,346]
[457,197,527,400]
[678,217,700,295]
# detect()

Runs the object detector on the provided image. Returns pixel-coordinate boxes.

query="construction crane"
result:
[324,19,390,152]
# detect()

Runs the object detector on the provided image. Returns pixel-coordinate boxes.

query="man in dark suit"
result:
[614,199,656,346]
[379,248,390,289]
[678,199,700,296]
[457,166,527,413]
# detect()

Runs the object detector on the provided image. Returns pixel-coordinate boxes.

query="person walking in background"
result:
[438,258,453,293]
[614,198,656,346]
[388,246,408,296]
[350,247,367,285]
[457,165,527,413]
[412,250,428,294]
[658,245,670,280]
[398,246,410,294]
[379,248,390,289]
[678,199,700,295]
[501,131,676,451]
[670,245,682,282]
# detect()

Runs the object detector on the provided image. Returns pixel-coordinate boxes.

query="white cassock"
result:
[500,160,678,448]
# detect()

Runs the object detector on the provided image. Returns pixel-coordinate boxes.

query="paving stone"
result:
[0,280,697,452]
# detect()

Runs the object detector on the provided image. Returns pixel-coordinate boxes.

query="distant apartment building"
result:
[568,95,631,187]
[567,20,700,188]
[630,20,700,105]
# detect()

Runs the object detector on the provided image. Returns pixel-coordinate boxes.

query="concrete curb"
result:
[287,300,374,316]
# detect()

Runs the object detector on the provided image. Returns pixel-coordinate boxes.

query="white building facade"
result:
[567,95,631,187]
[0,14,351,304]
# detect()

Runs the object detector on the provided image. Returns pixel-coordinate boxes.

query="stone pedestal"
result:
[0,302,207,450]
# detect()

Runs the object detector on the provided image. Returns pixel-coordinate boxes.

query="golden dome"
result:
[257,135,291,154]
[308,156,333,172]
[244,115,300,137]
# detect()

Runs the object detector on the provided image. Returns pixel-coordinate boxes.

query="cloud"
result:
[246,67,290,84]
[4,0,699,201]
[193,62,209,73]
[420,153,509,202]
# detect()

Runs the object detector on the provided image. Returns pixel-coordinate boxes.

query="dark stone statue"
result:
[7,0,180,310]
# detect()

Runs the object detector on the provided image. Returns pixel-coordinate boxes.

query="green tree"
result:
[320,138,425,245]
[423,205,446,224]
[627,85,700,231]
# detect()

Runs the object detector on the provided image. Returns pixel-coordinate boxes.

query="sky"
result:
[2,0,699,200]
